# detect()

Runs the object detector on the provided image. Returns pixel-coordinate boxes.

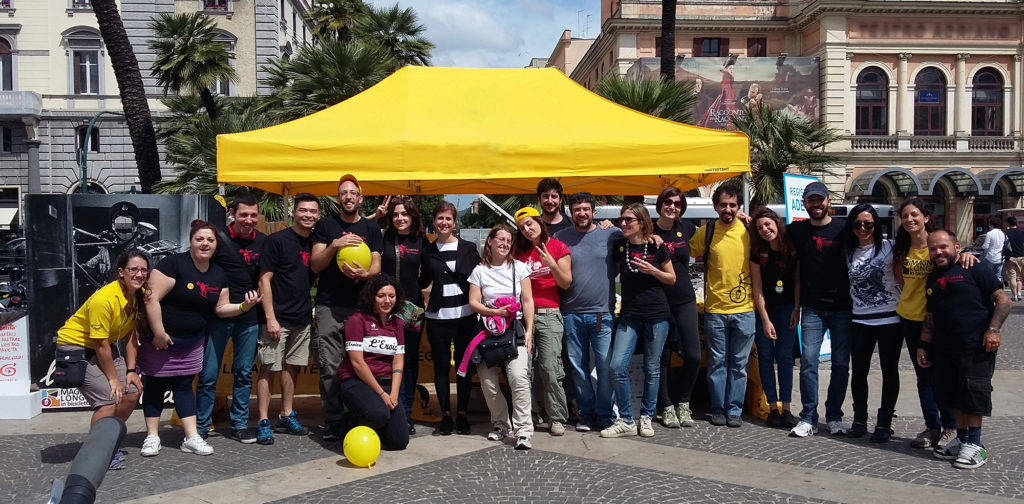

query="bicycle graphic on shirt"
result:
[729,271,752,303]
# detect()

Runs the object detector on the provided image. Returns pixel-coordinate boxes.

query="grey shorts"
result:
[258,324,312,372]
[70,344,139,409]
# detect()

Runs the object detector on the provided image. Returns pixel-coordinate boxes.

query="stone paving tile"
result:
[270,446,840,504]
[2,424,429,504]
[635,414,1024,499]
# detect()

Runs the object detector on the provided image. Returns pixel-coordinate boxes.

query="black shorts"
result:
[932,350,996,416]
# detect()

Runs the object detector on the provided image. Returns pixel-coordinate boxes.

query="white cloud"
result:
[367,0,595,68]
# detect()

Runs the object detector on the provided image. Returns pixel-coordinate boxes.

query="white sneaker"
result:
[140,434,161,457]
[827,420,847,436]
[514,435,532,450]
[933,437,962,460]
[486,427,506,441]
[789,420,818,438]
[180,434,214,456]
[936,427,958,449]
[549,421,566,437]
[599,418,638,438]
[638,415,655,437]
[952,442,988,469]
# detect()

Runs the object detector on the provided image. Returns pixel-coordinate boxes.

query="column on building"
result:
[818,16,848,131]
[1012,54,1021,137]
[954,53,969,136]
[896,53,912,135]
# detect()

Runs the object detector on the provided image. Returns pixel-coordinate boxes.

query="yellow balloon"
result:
[336,242,372,270]
[343,426,381,468]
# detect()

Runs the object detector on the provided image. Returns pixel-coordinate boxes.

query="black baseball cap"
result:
[803,181,829,199]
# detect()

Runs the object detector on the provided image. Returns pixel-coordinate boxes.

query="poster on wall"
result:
[24,194,225,387]
[630,56,821,131]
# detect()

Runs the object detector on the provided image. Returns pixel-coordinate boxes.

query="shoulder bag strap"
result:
[703,219,716,302]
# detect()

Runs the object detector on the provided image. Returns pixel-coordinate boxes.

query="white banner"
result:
[782,173,820,224]
[0,316,29,393]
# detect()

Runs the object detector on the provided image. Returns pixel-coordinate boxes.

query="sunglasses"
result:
[852,221,875,230]
[664,200,683,209]
[619,216,638,224]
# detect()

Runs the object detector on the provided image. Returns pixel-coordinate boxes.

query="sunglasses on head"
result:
[852,221,875,230]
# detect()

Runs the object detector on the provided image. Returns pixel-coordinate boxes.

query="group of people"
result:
[55,175,1009,470]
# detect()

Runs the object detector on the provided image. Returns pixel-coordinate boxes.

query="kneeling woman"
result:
[338,274,410,451]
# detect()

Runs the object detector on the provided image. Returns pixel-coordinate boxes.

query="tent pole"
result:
[742,173,751,213]
[282,186,290,223]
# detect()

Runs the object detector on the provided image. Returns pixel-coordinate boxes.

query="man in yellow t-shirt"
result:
[689,185,754,428]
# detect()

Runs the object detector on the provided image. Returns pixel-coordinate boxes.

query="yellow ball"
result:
[336,242,371,271]
[343,426,381,468]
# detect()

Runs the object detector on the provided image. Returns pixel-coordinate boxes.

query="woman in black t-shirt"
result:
[652,187,700,429]
[748,207,799,429]
[601,203,675,439]
[138,220,261,458]
[380,195,427,435]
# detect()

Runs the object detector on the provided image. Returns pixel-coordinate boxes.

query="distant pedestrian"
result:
[980,215,1006,282]
[1002,216,1024,301]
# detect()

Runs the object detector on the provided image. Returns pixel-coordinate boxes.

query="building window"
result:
[0,1,11,9]
[0,127,11,153]
[280,0,286,21]
[655,36,661,58]
[693,38,728,57]
[75,126,100,154]
[210,30,235,96]
[203,0,229,11]
[972,68,1003,137]
[64,28,103,95]
[914,67,946,136]
[747,38,766,57]
[0,38,11,91]
[70,0,91,9]
[855,67,888,135]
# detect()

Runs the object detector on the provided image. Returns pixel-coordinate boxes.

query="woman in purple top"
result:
[139,220,261,457]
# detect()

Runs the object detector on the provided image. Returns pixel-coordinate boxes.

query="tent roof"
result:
[216,66,749,195]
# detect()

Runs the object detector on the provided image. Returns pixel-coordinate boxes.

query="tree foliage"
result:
[148,12,236,120]
[595,73,697,124]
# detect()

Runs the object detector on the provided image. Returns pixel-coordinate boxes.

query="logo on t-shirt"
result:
[398,244,419,258]
[300,251,310,267]
[665,240,687,254]
[195,281,221,298]
[936,275,964,291]
[240,248,260,265]
[812,236,836,252]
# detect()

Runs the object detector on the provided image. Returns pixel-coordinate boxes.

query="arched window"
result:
[0,38,12,91]
[972,68,1003,137]
[63,28,103,95]
[855,67,888,135]
[914,67,946,136]
[210,30,236,96]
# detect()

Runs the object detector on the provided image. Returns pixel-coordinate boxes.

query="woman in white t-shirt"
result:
[468,224,536,450]
[844,203,901,442]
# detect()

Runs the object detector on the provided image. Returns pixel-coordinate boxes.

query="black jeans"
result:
[426,315,477,413]
[901,317,955,429]
[850,322,901,428]
[338,378,409,450]
[658,301,701,408]
[400,325,422,419]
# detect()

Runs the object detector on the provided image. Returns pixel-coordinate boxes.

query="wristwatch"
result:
[988,327,1001,333]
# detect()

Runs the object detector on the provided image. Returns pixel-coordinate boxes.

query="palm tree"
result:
[660,0,678,81]
[730,101,841,207]
[263,39,397,122]
[148,12,236,121]
[90,0,162,192]
[306,0,370,42]
[595,73,697,124]
[355,4,433,66]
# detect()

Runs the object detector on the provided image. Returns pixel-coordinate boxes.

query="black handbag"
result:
[52,346,89,388]
[475,262,523,367]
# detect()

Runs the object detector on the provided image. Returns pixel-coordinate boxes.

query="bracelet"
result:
[392,369,404,375]
[238,302,247,313]
[988,327,1001,333]
[126,370,137,374]
[379,390,387,397]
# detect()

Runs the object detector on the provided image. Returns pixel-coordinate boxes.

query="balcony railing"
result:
[0,91,42,118]
[849,135,1018,152]
[909,136,956,151]
[968,136,1018,151]
[850,136,897,150]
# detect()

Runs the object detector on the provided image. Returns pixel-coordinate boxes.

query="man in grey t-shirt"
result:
[554,192,622,432]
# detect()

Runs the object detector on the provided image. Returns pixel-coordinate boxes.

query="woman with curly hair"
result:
[337,274,410,451]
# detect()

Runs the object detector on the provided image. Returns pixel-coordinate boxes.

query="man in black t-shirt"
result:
[255,193,320,445]
[537,178,572,236]
[786,181,853,438]
[197,191,267,443]
[309,175,384,441]
[918,229,1010,469]
[1002,217,1024,301]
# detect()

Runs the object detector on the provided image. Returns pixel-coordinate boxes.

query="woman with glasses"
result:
[651,187,700,428]
[600,203,675,439]
[844,204,901,441]
[55,250,150,470]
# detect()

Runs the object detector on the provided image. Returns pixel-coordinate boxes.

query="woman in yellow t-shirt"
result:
[893,197,976,450]
[56,250,148,427]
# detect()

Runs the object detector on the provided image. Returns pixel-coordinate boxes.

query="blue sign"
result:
[918,90,941,103]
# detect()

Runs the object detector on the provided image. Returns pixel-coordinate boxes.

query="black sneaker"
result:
[848,422,868,438]
[231,428,258,444]
[275,412,310,436]
[766,410,781,428]
[869,426,893,443]
[455,414,471,435]
[322,422,342,442]
[710,413,727,426]
[780,410,798,429]
[256,419,275,445]
[726,415,742,428]
[439,414,454,435]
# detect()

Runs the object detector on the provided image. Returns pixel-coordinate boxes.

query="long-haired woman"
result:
[468,224,536,449]
[748,206,799,429]
[600,203,675,439]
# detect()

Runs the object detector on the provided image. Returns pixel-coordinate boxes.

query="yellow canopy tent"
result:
[216,66,749,195]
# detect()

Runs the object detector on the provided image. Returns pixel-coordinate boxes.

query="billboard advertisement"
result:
[629,56,821,131]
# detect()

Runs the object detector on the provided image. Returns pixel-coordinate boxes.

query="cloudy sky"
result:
[367,0,598,68]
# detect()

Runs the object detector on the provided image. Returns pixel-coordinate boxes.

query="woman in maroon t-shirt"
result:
[337,274,410,450]
[513,206,572,435]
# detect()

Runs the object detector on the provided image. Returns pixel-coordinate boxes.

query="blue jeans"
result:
[196,319,259,431]
[754,304,797,404]
[704,311,756,416]
[982,260,1004,283]
[798,307,852,424]
[608,315,669,421]
[564,312,614,425]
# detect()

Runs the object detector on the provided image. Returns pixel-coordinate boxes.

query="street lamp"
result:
[79,110,125,194]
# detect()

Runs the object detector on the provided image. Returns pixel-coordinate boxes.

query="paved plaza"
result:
[4,306,1024,503]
